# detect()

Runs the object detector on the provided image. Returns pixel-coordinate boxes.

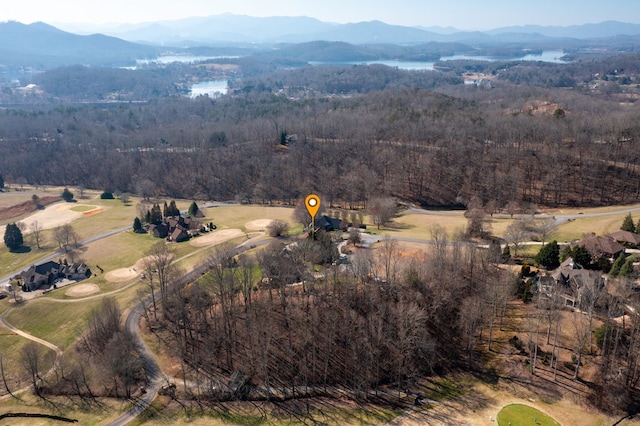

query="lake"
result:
[137,55,239,66]
[182,50,565,96]
[189,80,228,98]
[310,50,567,70]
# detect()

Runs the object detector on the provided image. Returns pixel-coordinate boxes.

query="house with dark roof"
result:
[578,233,624,261]
[12,260,91,291]
[606,230,640,247]
[314,215,342,232]
[549,257,604,307]
[149,215,196,242]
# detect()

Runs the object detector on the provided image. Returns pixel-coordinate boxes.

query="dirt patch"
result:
[83,207,103,216]
[190,229,245,247]
[65,283,100,297]
[245,219,273,231]
[0,195,61,221]
[105,268,140,282]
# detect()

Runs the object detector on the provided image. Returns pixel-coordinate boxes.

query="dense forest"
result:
[1,54,640,210]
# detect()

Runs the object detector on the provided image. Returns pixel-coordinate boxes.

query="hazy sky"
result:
[2,0,640,30]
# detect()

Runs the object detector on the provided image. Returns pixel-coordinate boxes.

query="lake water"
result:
[181,50,565,96]
[137,55,239,66]
[311,50,567,70]
[189,80,228,98]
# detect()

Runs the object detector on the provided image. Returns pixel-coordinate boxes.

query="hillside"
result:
[0,21,157,69]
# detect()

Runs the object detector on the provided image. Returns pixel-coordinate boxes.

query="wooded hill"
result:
[1,55,640,209]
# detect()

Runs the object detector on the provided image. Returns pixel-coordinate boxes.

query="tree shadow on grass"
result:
[11,245,32,254]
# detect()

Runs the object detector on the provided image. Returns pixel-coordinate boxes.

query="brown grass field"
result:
[3,193,640,424]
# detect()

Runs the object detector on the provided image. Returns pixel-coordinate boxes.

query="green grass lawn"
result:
[554,213,628,243]
[497,404,560,426]
[70,204,99,213]
[203,205,295,231]
[5,298,103,349]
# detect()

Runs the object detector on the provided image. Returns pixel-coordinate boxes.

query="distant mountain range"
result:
[72,14,640,46]
[1,16,640,75]
[0,21,157,68]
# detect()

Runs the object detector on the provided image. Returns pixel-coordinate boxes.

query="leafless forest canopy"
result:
[1,54,640,209]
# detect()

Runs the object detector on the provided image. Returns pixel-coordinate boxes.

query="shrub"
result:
[266,220,289,237]
[101,192,115,199]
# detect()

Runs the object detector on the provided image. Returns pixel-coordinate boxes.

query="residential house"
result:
[314,215,342,232]
[12,260,91,291]
[549,257,604,307]
[149,215,196,242]
[578,233,624,261]
[606,230,640,247]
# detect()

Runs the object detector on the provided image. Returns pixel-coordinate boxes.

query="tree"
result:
[144,241,176,303]
[348,227,362,246]
[610,253,625,276]
[504,220,529,257]
[620,213,636,232]
[571,245,592,268]
[167,200,180,217]
[3,223,23,252]
[619,258,634,277]
[369,197,396,229]
[120,192,130,205]
[149,204,162,225]
[31,194,39,208]
[531,217,557,246]
[622,213,635,233]
[0,173,4,190]
[535,240,560,269]
[266,219,289,237]
[53,224,79,252]
[133,217,143,233]
[30,220,43,249]
[61,187,74,202]
[187,201,200,217]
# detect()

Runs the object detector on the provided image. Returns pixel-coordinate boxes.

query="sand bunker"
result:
[105,267,141,282]
[245,219,273,231]
[65,283,99,297]
[190,229,244,248]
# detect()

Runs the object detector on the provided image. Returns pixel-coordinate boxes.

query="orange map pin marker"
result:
[305,194,320,218]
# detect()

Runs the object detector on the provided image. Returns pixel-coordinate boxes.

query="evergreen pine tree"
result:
[535,240,560,269]
[188,201,199,217]
[621,213,635,232]
[572,245,592,268]
[610,253,625,276]
[168,200,180,216]
[619,258,634,277]
[150,204,163,225]
[133,217,143,233]
[3,223,24,252]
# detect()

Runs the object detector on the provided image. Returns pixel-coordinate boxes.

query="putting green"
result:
[497,404,560,426]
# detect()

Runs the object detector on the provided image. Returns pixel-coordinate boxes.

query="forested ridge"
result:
[1,56,640,209]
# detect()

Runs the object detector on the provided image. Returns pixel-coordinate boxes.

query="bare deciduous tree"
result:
[266,219,289,237]
[504,220,530,257]
[30,220,43,249]
[369,197,396,229]
[144,241,176,304]
[53,224,79,252]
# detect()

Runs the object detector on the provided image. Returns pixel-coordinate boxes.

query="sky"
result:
[2,0,640,30]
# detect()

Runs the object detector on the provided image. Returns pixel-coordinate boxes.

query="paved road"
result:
[107,302,164,426]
